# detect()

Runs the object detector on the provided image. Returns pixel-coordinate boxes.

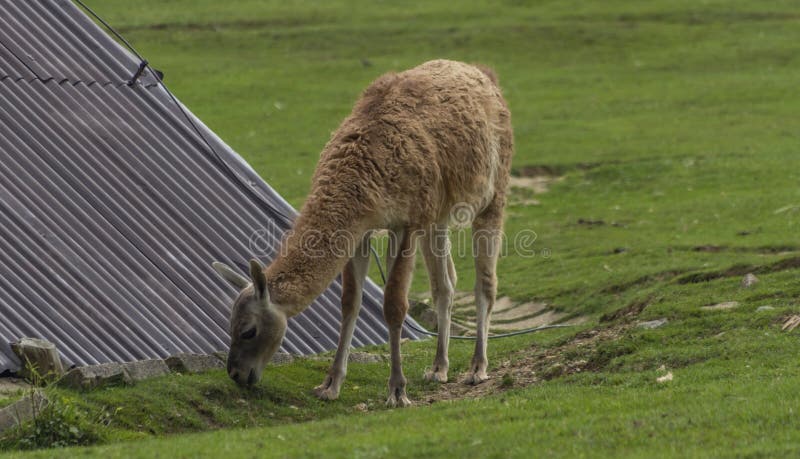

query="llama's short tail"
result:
[474,64,499,85]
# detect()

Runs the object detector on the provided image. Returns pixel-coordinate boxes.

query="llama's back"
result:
[318,60,513,228]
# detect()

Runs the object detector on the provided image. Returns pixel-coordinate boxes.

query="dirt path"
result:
[420,323,630,404]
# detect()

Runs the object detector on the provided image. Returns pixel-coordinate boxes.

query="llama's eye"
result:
[240,328,257,340]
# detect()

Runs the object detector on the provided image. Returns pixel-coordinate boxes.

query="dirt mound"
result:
[422,323,630,404]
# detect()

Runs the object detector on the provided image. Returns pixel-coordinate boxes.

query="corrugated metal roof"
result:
[0,0,424,372]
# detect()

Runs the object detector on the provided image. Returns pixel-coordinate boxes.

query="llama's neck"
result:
[265,184,375,317]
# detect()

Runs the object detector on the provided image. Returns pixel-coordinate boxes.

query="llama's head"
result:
[212,259,287,387]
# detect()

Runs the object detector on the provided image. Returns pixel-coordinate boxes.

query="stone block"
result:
[10,338,64,381]
[348,352,384,364]
[122,359,170,381]
[0,391,48,432]
[637,318,668,329]
[59,363,130,390]
[741,273,759,288]
[271,352,294,365]
[165,353,223,374]
[212,351,294,366]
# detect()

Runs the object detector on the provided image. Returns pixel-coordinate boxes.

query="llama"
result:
[213,59,513,406]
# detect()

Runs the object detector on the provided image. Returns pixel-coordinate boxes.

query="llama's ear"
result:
[249,259,268,300]
[212,262,250,289]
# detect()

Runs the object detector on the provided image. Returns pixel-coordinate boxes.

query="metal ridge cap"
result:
[0,75,163,87]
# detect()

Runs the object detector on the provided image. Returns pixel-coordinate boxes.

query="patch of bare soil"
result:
[422,323,631,404]
[676,256,800,285]
[506,166,564,207]
[508,176,563,195]
[700,301,739,311]
[514,165,560,177]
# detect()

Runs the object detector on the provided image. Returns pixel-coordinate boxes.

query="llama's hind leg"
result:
[421,225,456,383]
[314,233,371,401]
[383,228,416,407]
[466,205,503,385]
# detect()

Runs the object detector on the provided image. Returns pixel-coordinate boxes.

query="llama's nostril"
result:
[247,368,256,386]
[229,370,239,383]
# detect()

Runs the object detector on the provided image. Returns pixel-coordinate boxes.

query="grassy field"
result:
[3,0,800,457]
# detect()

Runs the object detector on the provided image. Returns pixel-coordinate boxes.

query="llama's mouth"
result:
[229,368,257,386]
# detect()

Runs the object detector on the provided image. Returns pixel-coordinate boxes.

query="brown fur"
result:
[266,59,513,312]
[217,59,513,401]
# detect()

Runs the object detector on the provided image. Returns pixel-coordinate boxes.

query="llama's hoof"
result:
[313,377,340,401]
[464,371,489,385]
[385,387,412,408]
[385,393,412,408]
[314,386,340,401]
[423,367,448,383]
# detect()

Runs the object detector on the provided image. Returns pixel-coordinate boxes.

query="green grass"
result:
[3,0,800,456]
[16,360,800,458]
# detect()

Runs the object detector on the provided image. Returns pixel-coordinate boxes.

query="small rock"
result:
[756,305,775,312]
[408,299,430,319]
[656,372,673,383]
[59,363,130,390]
[418,308,438,330]
[271,352,294,365]
[354,402,368,412]
[0,391,48,432]
[348,352,383,364]
[122,359,170,382]
[10,338,64,381]
[741,273,759,288]
[637,318,668,329]
[165,353,224,374]
[543,363,565,379]
[700,301,739,311]
[212,351,227,364]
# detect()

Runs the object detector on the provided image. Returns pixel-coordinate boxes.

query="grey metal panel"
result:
[0,40,36,79]
[0,0,158,85]
[0,1,424,372]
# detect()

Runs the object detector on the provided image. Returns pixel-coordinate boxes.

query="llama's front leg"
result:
[314,236,371,401]
[384,228,416,407]
[386,324,410,407]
